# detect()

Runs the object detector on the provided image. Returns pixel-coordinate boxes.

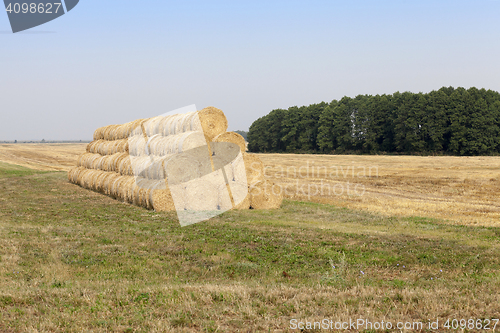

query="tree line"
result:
[247,87,500,155]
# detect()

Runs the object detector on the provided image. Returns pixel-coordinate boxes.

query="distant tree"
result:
[14,140,17,143]
[247,86,500,156]
[234,131,248,141]
[41,139,46,143]
[317,100,338,152]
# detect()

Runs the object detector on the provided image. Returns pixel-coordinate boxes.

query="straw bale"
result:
[212,132,246,153]
[93,127,104,141]
[198,106,228,141]
[163,154,203,185]
[184,178,219,211]
[119,156,133,176]
[122,177,136,203]
[235,194,250,210]
[147,131,206,156]
[151,184,177,211]
[128,135,148,156]
[94,171,107,193]
[68,166,84,184]
[229,181,250,209]
[249,180,283,209]
[203,170,232,211]
[242,153,264,185]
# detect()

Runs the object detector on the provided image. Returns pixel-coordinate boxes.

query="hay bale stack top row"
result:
[68,106,282,212]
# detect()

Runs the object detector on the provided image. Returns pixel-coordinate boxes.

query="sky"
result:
[1,0,499,140]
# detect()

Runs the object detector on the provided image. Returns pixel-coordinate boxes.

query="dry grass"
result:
[258,154,500,227]
[0,144,85,171]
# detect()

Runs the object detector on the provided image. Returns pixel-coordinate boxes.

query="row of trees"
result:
[247,87,500,155]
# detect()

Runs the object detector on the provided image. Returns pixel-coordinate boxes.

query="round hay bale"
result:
[133,178,151,208]
[160,116,174,136]
[143,156,166,180]
[76,154,85,167]
[235,195,250,210]
[107,125,116,141]
[128,119,143,137]
[122,177,135,203]
[128,135,147,156]
[89,170,100,191]
[94,155,105,171]
[112,153,128,173]
[218,183,233,211]
[94,171,108,193]
[210,142,241,173]
[86,141,96,153]
[71,166,85,185]
[81,169,93,188]
[198,106,228,141]
[102,125,113,141]
[203,170,232,211]
[72,167,84,184]
[88,154,101,170]
[163,155,201,185]
[103,141,111,155]
[182,112,202,132]
[121,123,133,139]
[174,113,190,134]
[151,117,165,136]
[151,186,177,211]
[102,173,118,196]
[87,140,101,154]
[121,122,133,138]
[111,125,121,140]
[93,127,104,141]
[110,176,126,200]
[154,131,206,155]
[211,155,234,181]
[228,181,250,209]
[184,178,219,211]
[249,180,283,209]
[118,156,132,176]
[131,183,141,206]
[178,131,207,152]
[143,179,165,209]
[170,114,185,135]
[68,167,83,184]
[212,132,246,153]
[96,140,106,155]
[117,139,129,153]
[242,153,265,185]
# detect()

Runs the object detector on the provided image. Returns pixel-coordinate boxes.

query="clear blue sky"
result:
[1,0,499,140]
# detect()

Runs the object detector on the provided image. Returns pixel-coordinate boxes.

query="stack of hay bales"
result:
[68,107,282,212]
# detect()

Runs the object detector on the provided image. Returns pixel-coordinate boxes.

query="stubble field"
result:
[258,154,500,227]
[0,144,499,332]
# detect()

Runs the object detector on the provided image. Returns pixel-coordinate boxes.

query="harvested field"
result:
[0,143,85,171]
[258,154,500,226]
[1,144,499,225]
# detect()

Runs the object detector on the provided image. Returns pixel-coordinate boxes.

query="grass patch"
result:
[0,162,48,178]
[0,164,499,332]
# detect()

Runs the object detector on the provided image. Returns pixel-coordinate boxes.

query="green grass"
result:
[0,165,499,332]
[0,162,48,178]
